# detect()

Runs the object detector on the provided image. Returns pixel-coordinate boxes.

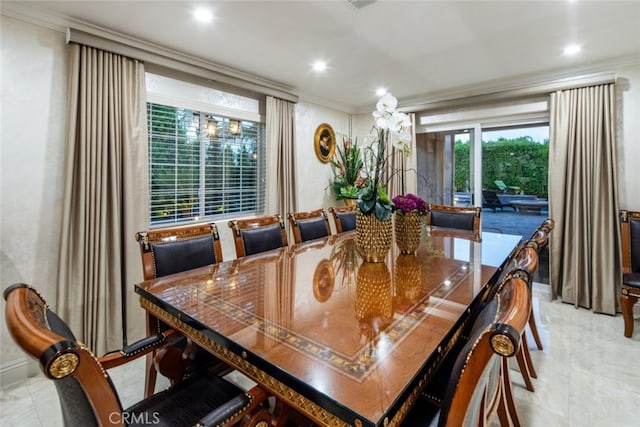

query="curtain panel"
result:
[266,96,297,221]
[548,83,621,315]
[57,43,149,354]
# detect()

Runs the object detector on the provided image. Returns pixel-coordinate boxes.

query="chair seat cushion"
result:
[125,371,250,427]
[623,272,640,289]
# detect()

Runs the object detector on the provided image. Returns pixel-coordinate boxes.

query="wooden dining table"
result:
[135,228,522,427]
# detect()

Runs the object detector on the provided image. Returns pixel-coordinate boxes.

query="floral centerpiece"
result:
[358,93,413,221]
[392,193,427,254]
[355,93,413,262]
[330,136,366,203]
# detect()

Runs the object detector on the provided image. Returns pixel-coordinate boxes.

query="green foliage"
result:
[331,138,366,200]
[454,137,549,197]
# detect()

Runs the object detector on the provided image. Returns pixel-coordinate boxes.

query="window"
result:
[147,102,265,225]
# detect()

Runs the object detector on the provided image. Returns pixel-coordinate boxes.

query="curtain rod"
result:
[66,27,299,103]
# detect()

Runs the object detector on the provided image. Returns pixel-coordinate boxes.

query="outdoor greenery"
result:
[454,136,549,197]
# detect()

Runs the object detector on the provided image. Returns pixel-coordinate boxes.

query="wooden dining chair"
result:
[3,284,272,427]
[404,275,531,427]
[509,244,540,393]
[135,222,223,281]
[135,222,227,396]
[526,218,554,350]
[228,214,288,258]
[426,204,482,233]
[329,205,357,233]
[287,208,332,244]
[620,210,640,338]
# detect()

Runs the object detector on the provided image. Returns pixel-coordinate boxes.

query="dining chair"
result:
[135,222,223,281]
[426,204,482,233]
[287,208,332,244]
[509,244,540,393]
[329,205,357,233]
[134,222,227,396]
[404,275,531,427]
[3,283,272,427]
[620,210,640,338]
[228,214,288,258]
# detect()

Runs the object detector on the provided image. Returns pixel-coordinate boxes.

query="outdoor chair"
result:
[494,180,521,194]
[228,214,288,258]
[288,209,332,244]
[620,210,640,338]
[482,190,515,212]
[134,222,228,396]
[3,283,272,427]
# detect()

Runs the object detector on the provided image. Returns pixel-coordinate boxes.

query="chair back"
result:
[288,209,332,244]
[437,275,531,426]
[329,205,357,233]
[621,210,640,273]
[4,284,120,426]
[427,204,481,233]
[482,190,500,204]
[228,215,288,258]
[135,223,223,280]
[511,245,539,286]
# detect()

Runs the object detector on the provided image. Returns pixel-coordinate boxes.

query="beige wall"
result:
[2,14,639,384]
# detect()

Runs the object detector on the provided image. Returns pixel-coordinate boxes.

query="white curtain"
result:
[548,83,621,314]
[57,43,148,354]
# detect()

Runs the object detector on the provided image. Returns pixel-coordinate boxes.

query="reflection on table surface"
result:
[136,229,522,427]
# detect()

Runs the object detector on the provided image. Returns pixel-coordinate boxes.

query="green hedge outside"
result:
[455,137,549,198]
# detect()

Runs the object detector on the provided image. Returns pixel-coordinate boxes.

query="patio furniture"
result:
[494,180,521,194]
[482,190,515,212]
[511,199,549,215]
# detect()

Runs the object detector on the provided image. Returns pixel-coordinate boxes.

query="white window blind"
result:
[147,102,265,225]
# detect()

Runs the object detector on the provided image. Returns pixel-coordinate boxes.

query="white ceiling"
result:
[3,0,640,112]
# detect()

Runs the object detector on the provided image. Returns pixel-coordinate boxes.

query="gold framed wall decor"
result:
[314,123,336,163]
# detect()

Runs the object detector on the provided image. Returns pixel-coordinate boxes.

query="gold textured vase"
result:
[355,210,393,262]
[394,211,422,254]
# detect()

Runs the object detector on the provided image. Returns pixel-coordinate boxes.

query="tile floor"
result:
[1,283,639,426]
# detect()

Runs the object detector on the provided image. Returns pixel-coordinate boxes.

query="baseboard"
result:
[0,357,39,388]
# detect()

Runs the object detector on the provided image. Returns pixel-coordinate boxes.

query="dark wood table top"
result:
[136,229,522,427]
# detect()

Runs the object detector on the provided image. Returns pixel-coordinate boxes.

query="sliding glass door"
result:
[414,128,475,206]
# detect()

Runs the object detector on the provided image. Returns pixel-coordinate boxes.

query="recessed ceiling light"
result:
[375,88,387,97]
[563,44,581,55]
[312,61,327,72]
[193,8,213,23]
